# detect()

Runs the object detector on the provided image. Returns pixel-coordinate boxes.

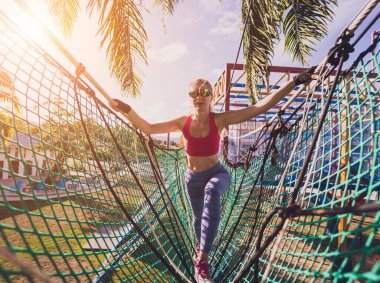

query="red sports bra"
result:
[182,112,220,157]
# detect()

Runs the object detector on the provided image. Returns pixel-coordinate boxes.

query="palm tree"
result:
[47,0,148,97]
[242,0,337,102]
[0,69,22,145]
[0,69,21,113]
[46,0,337,102]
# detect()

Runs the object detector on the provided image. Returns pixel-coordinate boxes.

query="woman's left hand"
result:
[293,66,319,85]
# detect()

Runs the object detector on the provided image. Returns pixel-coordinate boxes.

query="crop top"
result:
[182,112,220,157]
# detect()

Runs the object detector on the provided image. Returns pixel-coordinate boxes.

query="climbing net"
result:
[0,1,379,283]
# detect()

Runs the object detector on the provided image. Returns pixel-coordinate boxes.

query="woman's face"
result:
[189,83,212,112]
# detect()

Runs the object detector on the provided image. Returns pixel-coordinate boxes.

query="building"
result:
[0,131,50,181]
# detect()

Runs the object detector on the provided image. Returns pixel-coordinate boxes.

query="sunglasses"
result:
[188,89,211,98]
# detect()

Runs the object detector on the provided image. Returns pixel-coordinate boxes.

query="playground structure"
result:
[212,63,380,204]
[213,63,379,165]
[0,1,379,283]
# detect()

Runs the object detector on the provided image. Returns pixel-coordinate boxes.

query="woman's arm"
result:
[109,99,185,134]
[218,80,296,126]
[218,67,317,127]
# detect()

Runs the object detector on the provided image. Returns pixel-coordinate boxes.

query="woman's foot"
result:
[195,258,213,283]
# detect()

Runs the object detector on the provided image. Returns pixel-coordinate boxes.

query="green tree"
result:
[47,0,337,102]
[105,124,140,170]
[32,97,140,184]
[32,98,109,184]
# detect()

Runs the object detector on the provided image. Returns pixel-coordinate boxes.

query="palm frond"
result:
[242,0,285,104]
[153,0,182,15]
[0,69,21,113]
[153,0,182,30]
[283,0,337,64]
[0,69,13,91]
[87,0,148,97]
[0,112,14,142]
[48,0,80,38]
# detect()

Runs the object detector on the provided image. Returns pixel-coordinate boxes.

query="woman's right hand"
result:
[109,99,132,114]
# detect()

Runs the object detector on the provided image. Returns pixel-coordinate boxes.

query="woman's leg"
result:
[186,174,206,244]
[200,170,230,255]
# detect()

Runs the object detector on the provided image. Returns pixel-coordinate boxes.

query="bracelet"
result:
[293,66,317,86]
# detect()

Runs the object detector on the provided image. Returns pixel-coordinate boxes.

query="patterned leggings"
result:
[185,162,231,254]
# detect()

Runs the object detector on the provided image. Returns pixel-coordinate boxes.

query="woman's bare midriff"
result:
[187,154,219,172]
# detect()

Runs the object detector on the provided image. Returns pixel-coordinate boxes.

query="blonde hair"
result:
[189,79,213,93]
[188,78,213,112]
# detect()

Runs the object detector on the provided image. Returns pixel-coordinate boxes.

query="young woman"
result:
[110,69,317,282]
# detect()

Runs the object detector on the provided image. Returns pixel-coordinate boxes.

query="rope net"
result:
[0,3,379,283]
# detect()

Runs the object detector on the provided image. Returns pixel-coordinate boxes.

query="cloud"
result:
[197,0,241,37]
[182,14,202,26]
[149,42,188,63]
[211,12,241,36]
[203,40,216,51]
[211,68,224,79]
[198,0,223,13]
[137,101,167,122]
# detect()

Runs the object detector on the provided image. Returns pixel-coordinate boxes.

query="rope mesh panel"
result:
[0,12,191,283]
[0,5,379,283]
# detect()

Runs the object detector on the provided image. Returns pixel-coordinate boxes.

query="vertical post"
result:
[224,64,232,156]
[167,133,170,149]
[264,65,270,95]
[133,134,142,183]
[372,29,380,68]
[237,123,242,160]
[338,75,351,252]
[144,137,163,181]
[332,109,338,162]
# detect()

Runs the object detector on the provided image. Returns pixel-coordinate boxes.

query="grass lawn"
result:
[0,185,169,282]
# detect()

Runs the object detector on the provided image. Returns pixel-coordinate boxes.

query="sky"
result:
[1,0,375,129]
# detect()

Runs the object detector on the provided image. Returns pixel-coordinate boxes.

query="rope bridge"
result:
[0,1,379,282]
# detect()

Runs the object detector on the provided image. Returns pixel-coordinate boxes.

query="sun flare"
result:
[4,1,51,46]
[14,13,46,43]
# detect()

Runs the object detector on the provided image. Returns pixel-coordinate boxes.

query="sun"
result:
[5,1,51,46]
